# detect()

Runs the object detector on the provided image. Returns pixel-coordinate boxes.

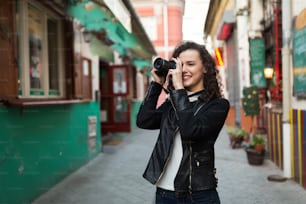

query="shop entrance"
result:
[100,64,131,135]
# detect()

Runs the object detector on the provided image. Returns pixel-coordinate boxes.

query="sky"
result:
[182,0,210,43]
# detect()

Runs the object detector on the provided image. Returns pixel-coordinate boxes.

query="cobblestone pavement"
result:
[32,127,306,204]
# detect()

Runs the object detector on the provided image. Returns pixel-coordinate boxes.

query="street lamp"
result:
[264,67,274,102]
[264,67,274,80]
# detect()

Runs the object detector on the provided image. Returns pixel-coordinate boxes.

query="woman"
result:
[136,41,229,204]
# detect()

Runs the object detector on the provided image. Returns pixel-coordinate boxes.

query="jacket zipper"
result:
[169,97,179,120]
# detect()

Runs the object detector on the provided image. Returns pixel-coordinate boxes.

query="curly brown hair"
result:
[171,41,222,100]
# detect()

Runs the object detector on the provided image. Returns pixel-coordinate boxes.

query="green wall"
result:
[0,102,101,204]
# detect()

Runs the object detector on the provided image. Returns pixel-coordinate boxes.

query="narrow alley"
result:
[32,127,306,204]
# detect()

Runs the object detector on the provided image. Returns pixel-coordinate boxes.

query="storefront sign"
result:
[293,9,306,99]
[249,38,266,88]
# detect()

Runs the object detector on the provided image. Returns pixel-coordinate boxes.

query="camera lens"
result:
[153,58,176,70]
[153,58,164,69]
[153,57,176,77]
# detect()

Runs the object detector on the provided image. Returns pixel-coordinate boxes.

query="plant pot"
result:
[229,136,244,149]
[254,144,265,152]
[244,136,250,143]
[245,148,265,165]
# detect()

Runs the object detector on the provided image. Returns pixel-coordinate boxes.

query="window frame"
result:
[17,0,64,99]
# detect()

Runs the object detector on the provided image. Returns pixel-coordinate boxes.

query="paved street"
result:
[32,127,306,204]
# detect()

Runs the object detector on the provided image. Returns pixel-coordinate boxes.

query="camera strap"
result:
[163,87,170,94]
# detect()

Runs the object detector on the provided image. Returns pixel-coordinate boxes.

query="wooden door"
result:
[100,64,131,134]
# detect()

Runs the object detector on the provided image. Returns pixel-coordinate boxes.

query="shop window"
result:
[17,0,64,98]
[0,0,92,105]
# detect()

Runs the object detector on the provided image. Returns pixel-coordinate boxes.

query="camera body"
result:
[153,57,176,77]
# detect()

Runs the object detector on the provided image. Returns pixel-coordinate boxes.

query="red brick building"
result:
[131,0,185,60]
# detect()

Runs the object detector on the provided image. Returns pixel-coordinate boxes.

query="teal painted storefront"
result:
[0,102,101,204]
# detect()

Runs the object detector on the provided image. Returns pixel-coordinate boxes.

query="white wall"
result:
[249,0,263,38]
[236,0,251,97]
[237,14,250,95]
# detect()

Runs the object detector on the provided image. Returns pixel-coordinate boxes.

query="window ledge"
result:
[5,98,92,107]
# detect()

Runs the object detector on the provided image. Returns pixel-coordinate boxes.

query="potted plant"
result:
[226,126,248,149]
[245,134,266,165]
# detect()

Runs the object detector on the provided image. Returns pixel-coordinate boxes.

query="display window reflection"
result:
[17,0,63,97]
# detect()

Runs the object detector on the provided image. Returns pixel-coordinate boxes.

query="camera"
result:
[153,57,176,76]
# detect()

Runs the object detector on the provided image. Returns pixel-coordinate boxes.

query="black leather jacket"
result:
[136,82,229,193]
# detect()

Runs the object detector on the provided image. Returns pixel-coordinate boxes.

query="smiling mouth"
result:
[183,75,191,80]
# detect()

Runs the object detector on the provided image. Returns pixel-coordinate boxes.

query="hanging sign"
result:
[249,38,266,88]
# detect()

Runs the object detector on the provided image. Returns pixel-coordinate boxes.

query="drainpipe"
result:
[164,0,169,59]
[282,0,292,178]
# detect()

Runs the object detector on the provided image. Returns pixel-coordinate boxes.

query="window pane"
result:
[28,5,44,95]
[114,96,128,122]
[113,68,126,94]
[48,18,59,95]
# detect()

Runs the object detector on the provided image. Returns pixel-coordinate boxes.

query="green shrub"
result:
[226,126,248,138]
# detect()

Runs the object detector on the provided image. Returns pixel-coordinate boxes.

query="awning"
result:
[217,23,234,40]
[129,46,152,60]
[216,10,235,41]
[67,1,150,58]
[130,58,152,70]
[90,36,114,62]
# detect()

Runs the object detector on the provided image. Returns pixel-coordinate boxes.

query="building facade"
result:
[0,0,155,203]
[130,0,184,106]
[204,0,306,189]
[131,0,184,59]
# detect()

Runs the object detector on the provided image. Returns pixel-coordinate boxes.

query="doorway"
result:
[100,62,131,136]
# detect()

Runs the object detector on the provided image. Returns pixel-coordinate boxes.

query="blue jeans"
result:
[155,187,220,204]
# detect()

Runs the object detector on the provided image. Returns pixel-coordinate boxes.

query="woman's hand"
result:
[151,68,166,85]
[168,58,184,90]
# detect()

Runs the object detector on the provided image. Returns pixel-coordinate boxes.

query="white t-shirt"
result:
[156,92,199,190]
